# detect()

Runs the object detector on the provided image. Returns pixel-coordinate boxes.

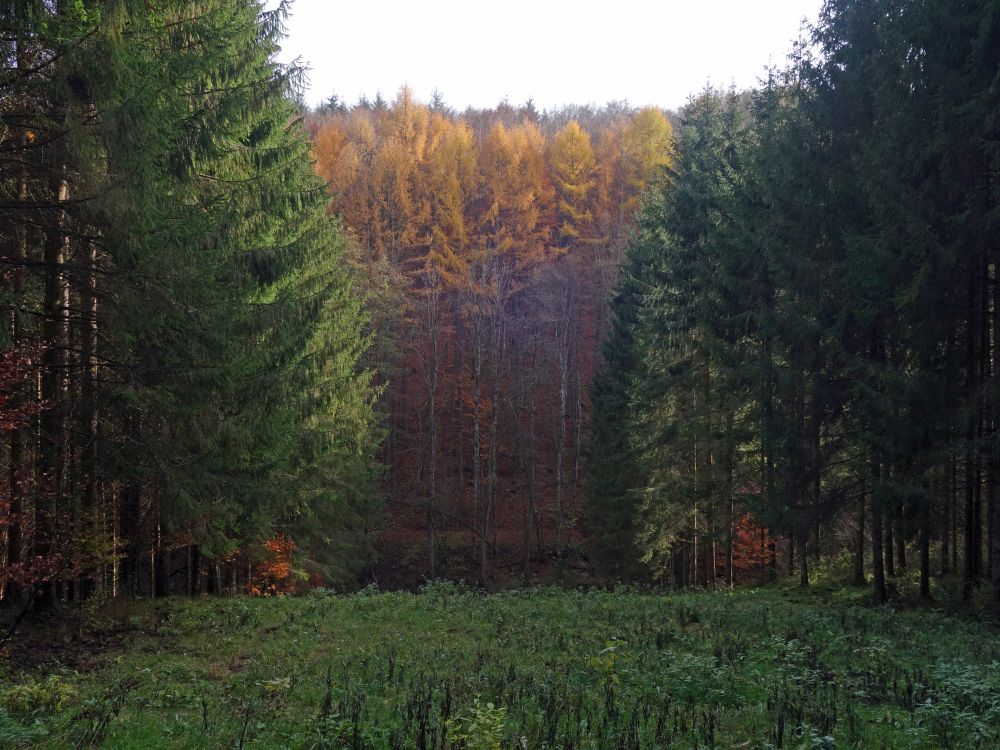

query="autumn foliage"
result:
[309,90,673,583]
[249,535,299,596]
[727,515,776,580]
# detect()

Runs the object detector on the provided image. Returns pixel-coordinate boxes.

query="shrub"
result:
[0,676,79,716]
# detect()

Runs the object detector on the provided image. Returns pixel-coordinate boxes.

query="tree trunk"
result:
[36,172,70,608]
[120,483,141,598]
[920,503,931,600]
[487,277,504,565]
[992,467,1000,610]
[425,283,439,580]
[885,509,895,578]
[472,307,485,582]
[725,411,735,588]
[965,450,977,602]
[155,546,170,597]
[80,241,99,599]
[524,348,538,575]
[987,461,995,604]
[798,530,809,588]
[787,534,795,577]
[941,458,951,575]
[952,456,959,572]
[964,270,980,602]
[5,159,28,606]
[555,283,574,560]
[853,488,866,586]
[896,516,906,572]
[872,457,887,603]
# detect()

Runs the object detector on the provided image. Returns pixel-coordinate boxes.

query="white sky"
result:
[273,0,825,112]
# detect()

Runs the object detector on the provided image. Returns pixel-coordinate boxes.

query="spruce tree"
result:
[1,0,381,600]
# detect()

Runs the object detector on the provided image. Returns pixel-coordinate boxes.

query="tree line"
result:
[8,0,996,609]
[309,92,673,582]
[588,0,1000,608]
[0,0,379,607]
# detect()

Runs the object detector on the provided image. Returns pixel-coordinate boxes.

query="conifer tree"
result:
[1,0,380,601]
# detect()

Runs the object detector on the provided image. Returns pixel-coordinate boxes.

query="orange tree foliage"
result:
[249,535,299,596]
[548,121,597,249]
[309,91,673,584]
[728,514,776,582]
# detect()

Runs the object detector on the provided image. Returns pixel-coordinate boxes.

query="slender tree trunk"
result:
[767,534,777,582]
[531,372,542,562]
[942,458,951,575]
[573,324,583,490]
[37,171,70,608]
[80,241,99,598]
[990,254,1000,611]
[188,545,198,596]
[155,543,170,598]
[692,464,699,589]
[523,337,538,575]
[976,254,989,584]
[555,283,574,560]
[965,451,977,602]
[207,561,218,595]
[798,529,809,588]
[763,283,777,583]
[120,483,141,598]
[964,271,980,602]
[854,481,866,586]
[754,527,763,585]
[896,515,906,572]
[5,160,28,605]
[920,502,931,600]
[425,281,440,579]
[973,453,983,584]
[885,508,896,578]
[472,307,485,582]
[725,411,735,588]
[487,275,504,564]
[952,456,960,573]
[988,462,995,603]
[872,457,887,604]
[708,532,717,590]
[992,468,1000,609]
[787,534,795,577]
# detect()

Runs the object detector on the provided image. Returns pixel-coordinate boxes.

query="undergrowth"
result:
[0,587,997,748]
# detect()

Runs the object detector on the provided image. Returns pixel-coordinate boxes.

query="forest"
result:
[4,0,996,606]
[587,0,1000,608]
[306,92,672,584]
[1,0,1000,746]
[0,0,382,606]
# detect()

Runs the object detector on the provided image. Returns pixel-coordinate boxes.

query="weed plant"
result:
[1,587,997,748]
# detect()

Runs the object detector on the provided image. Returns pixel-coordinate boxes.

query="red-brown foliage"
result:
[249,535,298,596]
[309,94,673,585]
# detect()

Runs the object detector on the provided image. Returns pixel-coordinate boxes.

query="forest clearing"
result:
[2,586,998,749]
[4,1,1000,748]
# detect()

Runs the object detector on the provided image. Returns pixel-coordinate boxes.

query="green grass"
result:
[1,584,998,748]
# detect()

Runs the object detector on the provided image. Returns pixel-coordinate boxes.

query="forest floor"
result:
[0,585,998,749]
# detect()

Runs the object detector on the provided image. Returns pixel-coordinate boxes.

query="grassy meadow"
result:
[1,585,998,749]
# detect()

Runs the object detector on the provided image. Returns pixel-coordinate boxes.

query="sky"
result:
[272,0,826,112]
